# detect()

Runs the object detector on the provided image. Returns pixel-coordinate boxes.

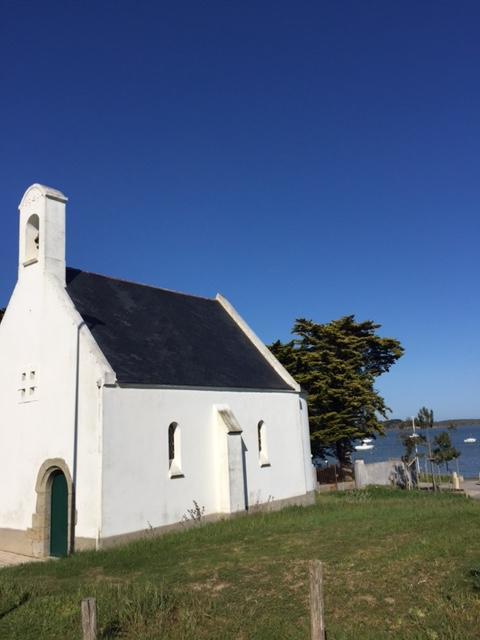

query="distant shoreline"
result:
[384,418,480,430]
[434,419,480,427]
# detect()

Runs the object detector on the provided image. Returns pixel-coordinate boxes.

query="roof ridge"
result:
[66,266,216,302]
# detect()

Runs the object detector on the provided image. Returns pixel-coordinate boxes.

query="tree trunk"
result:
[335,441,350,467]
[335,441,353,479]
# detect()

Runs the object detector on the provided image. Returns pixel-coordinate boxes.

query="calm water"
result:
[350,425,480,479]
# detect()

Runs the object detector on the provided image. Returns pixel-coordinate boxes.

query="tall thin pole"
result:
[425,430,436,492]
[71,321,85,554]
[411,417,420,478]
[309,560,326,640]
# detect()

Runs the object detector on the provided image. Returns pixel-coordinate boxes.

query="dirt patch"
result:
[189,579,231,595]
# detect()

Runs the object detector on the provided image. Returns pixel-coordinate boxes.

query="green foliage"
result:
[432,431,461,470]
[417,406,434,429]
[270,316,404,464]
[401,432,426,465]
[404,408,462,472]
[399,410,433,465]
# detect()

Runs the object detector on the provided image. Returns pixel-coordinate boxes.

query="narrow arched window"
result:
[168,422,177,464]
[25,214,40,263]
[258,420,270,467]
[168,422,183,478]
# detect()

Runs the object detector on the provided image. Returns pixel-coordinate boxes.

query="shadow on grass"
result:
[0,590,31,621]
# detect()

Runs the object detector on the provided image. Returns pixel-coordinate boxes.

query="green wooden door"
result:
[50,471,68,557]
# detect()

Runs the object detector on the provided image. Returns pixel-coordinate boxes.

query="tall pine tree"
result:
[270,316,404,466]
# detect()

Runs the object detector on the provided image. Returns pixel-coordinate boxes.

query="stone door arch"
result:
[30,459,74,558]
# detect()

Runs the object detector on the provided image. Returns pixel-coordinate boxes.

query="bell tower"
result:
[18,184,68,285]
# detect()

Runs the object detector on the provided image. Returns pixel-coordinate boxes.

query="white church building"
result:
[0,184,315,558]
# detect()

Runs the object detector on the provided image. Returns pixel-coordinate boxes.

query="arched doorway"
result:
[49,470,68,557]
[31,459,73,558]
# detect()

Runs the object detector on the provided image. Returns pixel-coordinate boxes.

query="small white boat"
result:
[355,443,374,451]
[362,438,373,444]
[464,437,477,444]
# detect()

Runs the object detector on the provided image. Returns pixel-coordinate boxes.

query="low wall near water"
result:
[354,459,410,489]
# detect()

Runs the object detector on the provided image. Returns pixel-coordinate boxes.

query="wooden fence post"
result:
[309,560,325,640]
[81,597,97,640]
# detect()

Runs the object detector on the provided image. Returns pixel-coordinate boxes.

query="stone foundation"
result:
[0,527,33,557]
[0,528,97,558]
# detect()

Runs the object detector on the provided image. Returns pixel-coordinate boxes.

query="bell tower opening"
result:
[25,214,40,264]
[18,184,68,284]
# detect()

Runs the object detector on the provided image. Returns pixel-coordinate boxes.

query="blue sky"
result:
[1,1,479,420]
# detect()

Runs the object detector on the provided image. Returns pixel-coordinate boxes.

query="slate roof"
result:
[65,268,293,390]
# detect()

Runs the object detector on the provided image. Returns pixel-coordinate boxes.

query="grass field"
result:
[1,488,479,639]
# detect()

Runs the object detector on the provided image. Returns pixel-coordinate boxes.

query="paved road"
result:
[462,479,480,500]
[0,551,41,568]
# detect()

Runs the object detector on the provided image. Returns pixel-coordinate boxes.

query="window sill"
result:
[18,392,39,404]
[169,461,184,479]
[259,457,271,468]
[23,258,39,267]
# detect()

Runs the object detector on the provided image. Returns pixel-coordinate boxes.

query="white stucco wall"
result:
[0,186,112,545]
[0,274,107,540]
[354,459,408,488]
[101,386,314,538]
